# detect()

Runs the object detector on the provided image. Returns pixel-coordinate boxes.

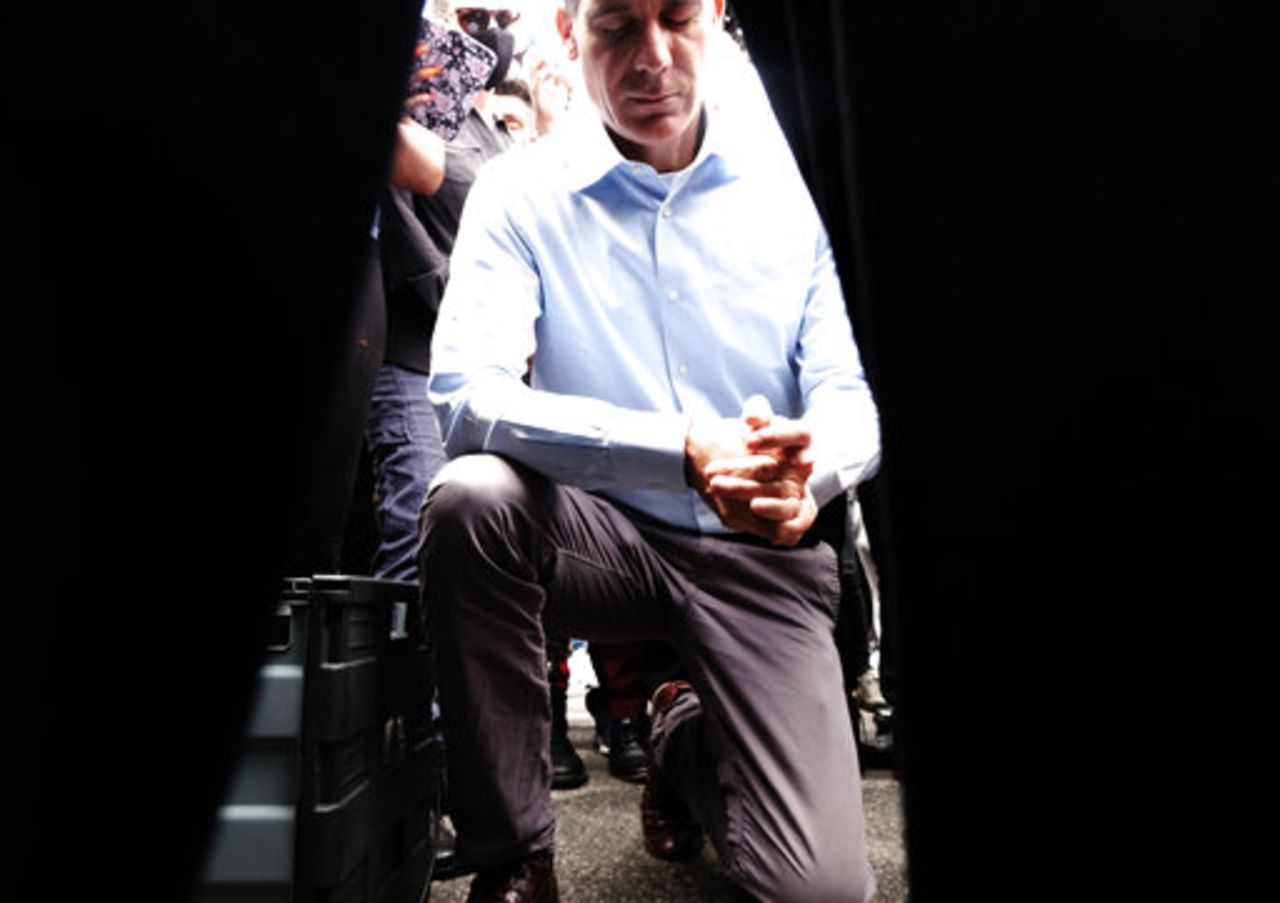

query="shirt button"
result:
[678,364,688,375]
[661,205,673,218]
[668,289,679,301]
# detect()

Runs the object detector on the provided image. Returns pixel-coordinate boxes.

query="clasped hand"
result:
[685,396,817,547]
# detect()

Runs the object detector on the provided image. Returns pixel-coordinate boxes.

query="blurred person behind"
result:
[362,1,523,583]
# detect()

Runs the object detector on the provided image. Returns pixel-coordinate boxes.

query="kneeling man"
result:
[422,1,881,900]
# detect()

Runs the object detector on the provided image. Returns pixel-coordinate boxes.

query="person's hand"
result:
[686,397,819,547]
[402,34,442,114]
[708,401,818,546]
[529,57,571,137]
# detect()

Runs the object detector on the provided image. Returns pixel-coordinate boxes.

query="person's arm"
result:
[789,223,882,504]
[390,43,457,196]
[427,163,690,491]
[390,117,446,195]
[695,226,881,546]
[529,58,571,139]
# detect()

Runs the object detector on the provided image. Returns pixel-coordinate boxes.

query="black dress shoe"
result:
[550,724,588,790]
[607,717,650,783]
[549,663,588,790]
[466,849,560,903]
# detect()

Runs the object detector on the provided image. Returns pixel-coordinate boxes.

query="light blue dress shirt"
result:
[428,80,880,534]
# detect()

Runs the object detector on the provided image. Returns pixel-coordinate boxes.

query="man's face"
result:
[559,0,724,170]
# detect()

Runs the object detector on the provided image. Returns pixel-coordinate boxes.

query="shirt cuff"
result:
[608,411,690,491]
[809,466,846,511]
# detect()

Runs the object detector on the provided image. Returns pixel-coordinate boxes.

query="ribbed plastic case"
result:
[193,575,441,903]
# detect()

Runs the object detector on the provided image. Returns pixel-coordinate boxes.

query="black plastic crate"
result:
[194,575,442,903]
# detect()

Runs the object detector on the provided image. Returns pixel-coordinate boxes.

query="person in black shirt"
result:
[363,8,518,582]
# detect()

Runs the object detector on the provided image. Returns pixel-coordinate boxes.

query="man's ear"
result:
[555,6,578,60]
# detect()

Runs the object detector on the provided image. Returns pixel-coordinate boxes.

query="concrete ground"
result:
[428,648,908,902]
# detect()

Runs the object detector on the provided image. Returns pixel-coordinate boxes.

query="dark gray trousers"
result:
[420,454,875,902]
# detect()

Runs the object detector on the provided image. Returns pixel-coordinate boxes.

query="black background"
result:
[734,2,1273,898]
[11,2,1273,899]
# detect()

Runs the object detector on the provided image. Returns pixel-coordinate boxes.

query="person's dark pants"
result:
[835,553,873,687]
[589,640,681,721]
[362,361,447,581]
[420,454,874,902]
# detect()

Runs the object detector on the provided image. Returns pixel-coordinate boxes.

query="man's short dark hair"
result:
[493,77,533,107]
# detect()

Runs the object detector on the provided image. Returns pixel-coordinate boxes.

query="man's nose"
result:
[634,20,674,73]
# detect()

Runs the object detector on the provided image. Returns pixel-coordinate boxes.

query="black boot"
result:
[607,716,650,783]
[549,657,587,790]
[586,683,650,782]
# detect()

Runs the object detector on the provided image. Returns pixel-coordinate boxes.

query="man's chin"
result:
[615,112,699,153]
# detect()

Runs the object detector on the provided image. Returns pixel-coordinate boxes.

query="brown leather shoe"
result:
[640,680,703,861]
[465,849,560,903]
[641,777,704,861]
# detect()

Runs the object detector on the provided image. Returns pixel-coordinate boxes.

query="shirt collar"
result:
[561,102,733,193]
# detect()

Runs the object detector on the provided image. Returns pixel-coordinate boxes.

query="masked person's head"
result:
[555,0,724,172]
[452,2,525,88]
